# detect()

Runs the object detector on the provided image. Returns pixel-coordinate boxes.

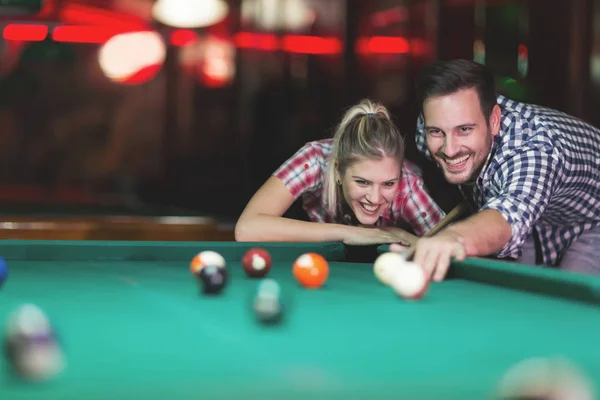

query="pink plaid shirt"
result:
[274,139,445,236]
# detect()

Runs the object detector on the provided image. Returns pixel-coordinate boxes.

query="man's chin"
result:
[443,169,471,185]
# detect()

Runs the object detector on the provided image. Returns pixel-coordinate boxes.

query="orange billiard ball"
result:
[190,251,226,275]
[292,253,329,288]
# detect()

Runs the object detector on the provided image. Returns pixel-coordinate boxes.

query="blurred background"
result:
[0,0,598,239]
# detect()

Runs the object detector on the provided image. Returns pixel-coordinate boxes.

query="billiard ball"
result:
[389,261,429,300]
[373,252,406,286]
[190,250,226,275]
[494,357,594,400]
[292,253,328,289]
[198,265,228,294]
[0,257,7,288]
[253,279,283,324]
[3,304,65,381]
[242,248,272,278]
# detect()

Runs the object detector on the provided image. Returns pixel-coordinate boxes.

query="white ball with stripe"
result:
[373,252,407,286]
[198,251,226,268]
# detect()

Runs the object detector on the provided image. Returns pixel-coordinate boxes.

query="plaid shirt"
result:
[273,139,445,236]
[416,94,600,265]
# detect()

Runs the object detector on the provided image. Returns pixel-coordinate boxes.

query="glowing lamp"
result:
[152,0,228,28]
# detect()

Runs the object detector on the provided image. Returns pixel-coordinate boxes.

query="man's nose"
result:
[443,135,460,158]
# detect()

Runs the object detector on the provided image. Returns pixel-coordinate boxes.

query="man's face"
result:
[423,88,500,184]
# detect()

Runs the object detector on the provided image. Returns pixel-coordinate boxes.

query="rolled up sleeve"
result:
[481,145,563,258]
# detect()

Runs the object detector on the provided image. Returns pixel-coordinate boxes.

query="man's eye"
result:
[383,182,396,187]
[428,130,442,136]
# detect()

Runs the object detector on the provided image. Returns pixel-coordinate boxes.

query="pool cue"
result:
[395,200,470,259]
[423,200,470,238]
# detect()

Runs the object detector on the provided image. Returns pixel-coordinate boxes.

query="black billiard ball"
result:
[198,265,228,294]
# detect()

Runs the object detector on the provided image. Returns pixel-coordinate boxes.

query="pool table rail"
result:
[0,240,346,263]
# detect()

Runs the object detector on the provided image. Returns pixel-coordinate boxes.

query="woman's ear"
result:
[334,162,341,184]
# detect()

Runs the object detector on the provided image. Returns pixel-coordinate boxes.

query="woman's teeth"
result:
[360,203,379,213]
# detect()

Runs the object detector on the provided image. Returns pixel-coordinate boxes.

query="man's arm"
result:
[444,209,512,256]
[406,209,511,282]
[394,144,563,281]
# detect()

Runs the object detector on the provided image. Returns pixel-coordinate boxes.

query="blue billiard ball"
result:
[0,257,7,288]
[253,279,283,325]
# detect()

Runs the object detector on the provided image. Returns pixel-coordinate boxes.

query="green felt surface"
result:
[1,241,599,400]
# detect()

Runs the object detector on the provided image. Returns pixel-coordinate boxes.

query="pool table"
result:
[1,240,599,400]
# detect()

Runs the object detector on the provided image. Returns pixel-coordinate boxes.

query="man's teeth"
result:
[446,155,470,165]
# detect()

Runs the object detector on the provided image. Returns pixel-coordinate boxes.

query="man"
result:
[391,59,600,280]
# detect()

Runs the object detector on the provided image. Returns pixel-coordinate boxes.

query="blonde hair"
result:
[323,99,405,219]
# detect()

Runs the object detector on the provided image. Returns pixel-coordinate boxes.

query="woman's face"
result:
[340,156,401,225]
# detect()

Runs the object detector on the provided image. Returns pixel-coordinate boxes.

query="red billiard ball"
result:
[242,248,272,278]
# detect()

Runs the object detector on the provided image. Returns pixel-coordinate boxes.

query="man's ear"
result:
[490,104,502,138]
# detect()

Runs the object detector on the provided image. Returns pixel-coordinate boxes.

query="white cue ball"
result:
[390,261,428,300]
[373,252,407,286]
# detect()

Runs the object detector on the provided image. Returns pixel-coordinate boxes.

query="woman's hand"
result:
[342,226,418,248]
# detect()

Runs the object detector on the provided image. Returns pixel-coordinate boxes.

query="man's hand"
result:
[391,231,466,281]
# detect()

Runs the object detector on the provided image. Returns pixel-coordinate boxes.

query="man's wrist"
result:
[441,227,468,249]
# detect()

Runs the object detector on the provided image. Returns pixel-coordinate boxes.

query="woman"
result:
[235,99,445,246]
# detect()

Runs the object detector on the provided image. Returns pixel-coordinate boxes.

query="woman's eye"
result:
[355,180,368,185]
[383,182,396,187]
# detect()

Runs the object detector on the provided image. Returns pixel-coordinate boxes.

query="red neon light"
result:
[3,24,48,42]
[2,24,413,56]
[59,3,148,29]
[234,32,279,51]
[282,35,342,54]
[170,29,197,47]
[356,36,409,54]
[52,26,147,44]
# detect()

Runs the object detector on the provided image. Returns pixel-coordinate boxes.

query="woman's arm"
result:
[235,176,408,244]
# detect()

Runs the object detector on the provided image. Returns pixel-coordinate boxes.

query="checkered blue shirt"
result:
[416,94,600,265]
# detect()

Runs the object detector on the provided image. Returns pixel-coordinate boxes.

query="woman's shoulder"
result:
[400,159,424,181]
[291,138,333,167]
[303,138,333,156]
